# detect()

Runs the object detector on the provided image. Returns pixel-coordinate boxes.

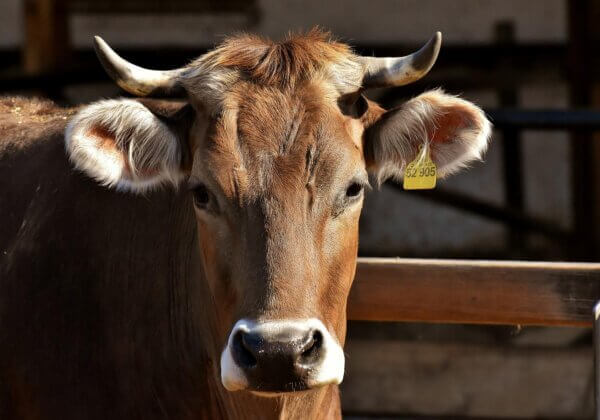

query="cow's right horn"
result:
[94,36,186,97]
[359,32,442,89]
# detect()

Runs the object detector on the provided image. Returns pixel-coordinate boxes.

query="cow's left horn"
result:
[94,36,186,97]
[360,32,442,89]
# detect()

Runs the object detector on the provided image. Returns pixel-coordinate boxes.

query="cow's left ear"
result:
[65,98,193,192]
[364,89,491,185]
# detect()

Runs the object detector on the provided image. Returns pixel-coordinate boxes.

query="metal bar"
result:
[486,109,600,130]
[500,122,525,248]
[568,0,599,262]
[495,22,526,255]
[595,301,600,420]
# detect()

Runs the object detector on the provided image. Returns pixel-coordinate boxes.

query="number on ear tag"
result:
[403,145,437,190]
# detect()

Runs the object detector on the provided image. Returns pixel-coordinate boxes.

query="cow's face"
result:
[66,30,491,395]
[188,81,370,393]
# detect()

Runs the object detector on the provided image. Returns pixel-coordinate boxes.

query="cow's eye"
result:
[192,184,211,208]
[346,182,364,198]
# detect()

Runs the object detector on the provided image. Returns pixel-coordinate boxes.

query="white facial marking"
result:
[220,334,249,392]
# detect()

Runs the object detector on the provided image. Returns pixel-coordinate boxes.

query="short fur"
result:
[181,28,364,113]
[1,29,491,420]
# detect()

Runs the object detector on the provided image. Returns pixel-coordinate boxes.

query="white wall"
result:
[1,0,566,48]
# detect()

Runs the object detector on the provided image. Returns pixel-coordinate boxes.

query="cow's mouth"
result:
[248,380,312,395]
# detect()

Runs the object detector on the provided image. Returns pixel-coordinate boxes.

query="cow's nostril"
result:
[232,331,257,368]
[299,330,323,364]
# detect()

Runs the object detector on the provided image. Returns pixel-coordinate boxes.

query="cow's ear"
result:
[65,98,193,192]
[364,89,491,185]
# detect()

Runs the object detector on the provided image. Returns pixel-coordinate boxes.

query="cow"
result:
[0,29,491,419]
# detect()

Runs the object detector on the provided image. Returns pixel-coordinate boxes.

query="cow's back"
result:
[0,97,211,419]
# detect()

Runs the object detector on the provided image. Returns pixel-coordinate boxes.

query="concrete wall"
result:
[342,338,593,418]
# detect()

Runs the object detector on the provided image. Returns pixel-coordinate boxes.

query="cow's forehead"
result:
[184,30,368,202]
[180,29,364,114]
[192,82,364,204]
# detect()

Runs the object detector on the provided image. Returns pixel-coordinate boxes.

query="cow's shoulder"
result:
[0,96,77,155]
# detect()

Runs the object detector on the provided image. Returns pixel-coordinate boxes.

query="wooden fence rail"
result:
[349,258,600,327]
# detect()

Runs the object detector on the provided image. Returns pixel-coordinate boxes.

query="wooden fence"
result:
[349,258,600,327]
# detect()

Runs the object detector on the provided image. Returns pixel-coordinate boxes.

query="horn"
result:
[360,32,442,89]
[93,36,186,97]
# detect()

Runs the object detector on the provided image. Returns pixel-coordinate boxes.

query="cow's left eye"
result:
[346,182,364,198]
[333,180,366,217]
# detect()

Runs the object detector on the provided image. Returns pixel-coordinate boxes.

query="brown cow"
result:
[0,29,490,419]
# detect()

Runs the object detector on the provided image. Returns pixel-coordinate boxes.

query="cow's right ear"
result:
[65,98,193,192]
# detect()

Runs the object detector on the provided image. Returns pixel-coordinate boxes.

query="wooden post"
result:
[23,0,70,75]
[567,0,600,261]
[494,21,526,257]
[595,301,600,419]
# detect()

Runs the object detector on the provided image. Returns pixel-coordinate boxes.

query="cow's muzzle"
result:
[220,319,345,394]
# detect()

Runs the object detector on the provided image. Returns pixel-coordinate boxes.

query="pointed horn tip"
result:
[93,35,105,49]
[432,31,442,50]
[412,31,442,72]
[418,32,441,57]
[93,36,117,58]
[426,31,442,53]
[359,31,443,89]
[93,36,111,59]
[91,35,186,98]
[92,36,118,77]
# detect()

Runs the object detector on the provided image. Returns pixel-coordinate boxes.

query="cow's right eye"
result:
[192,184,211,208]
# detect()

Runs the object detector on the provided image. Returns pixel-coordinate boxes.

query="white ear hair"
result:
[369,89,491,185]
[65,99,185,192]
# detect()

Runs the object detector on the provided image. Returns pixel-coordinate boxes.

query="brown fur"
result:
[1,101,201,419]
[190,77,365,336]
[203,28,356,88]
[0,94,357,419]
[1,29,489,420]
[0,97,76,146]
[181,29,364,113]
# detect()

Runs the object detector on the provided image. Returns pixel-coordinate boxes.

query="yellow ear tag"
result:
[403,144,437,190]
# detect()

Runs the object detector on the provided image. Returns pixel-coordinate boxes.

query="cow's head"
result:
[65,30,490,395]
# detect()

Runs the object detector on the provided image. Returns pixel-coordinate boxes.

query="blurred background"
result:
[2,0,599,418]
